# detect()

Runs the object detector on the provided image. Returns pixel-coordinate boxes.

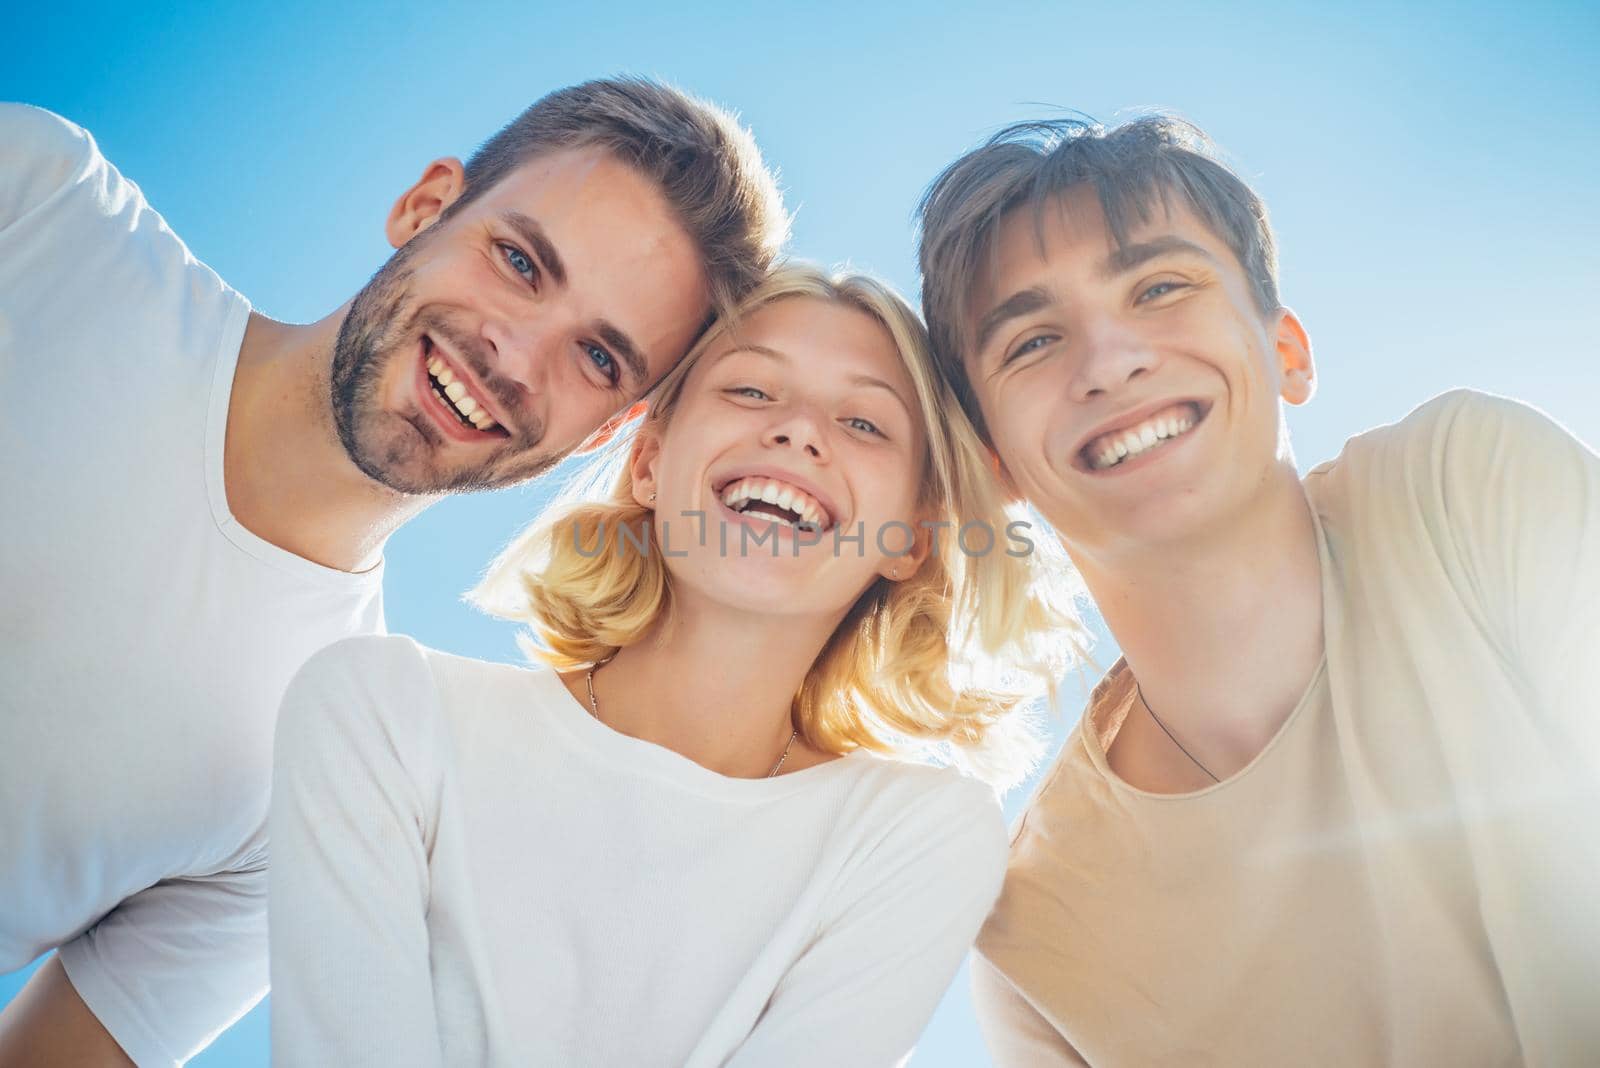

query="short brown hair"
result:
[453,76,788,321]
[917,115,1278,439]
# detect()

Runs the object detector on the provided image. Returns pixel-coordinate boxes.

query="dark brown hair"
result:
[451,76,788,321]
[917,114,1278,439]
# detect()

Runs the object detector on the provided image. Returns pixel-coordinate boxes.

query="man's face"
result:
[332,146,711,495]
[963,187,1311,556]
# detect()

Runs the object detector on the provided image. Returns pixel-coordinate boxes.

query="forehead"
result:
[706,296,912,389]
[970,185,1237,315]
[476,141,672,227]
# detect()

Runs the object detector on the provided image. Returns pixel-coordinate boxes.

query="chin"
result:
[691,567,834,617]
[343,423,437,494]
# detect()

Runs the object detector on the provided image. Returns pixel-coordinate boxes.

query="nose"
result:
[762,403,830,462]
[1068,314,1158,402]
[481,312,562,399]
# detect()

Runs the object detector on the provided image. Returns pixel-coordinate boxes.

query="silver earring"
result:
[890,566,898,579]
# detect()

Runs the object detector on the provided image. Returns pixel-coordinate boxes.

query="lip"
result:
[1072,397,1211,474]
[709,464,844,531]
[415,336,508,443]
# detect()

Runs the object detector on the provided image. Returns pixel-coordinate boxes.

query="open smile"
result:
[415,336,509,441]
[710,471,839,533]
[1076,399,1211,474]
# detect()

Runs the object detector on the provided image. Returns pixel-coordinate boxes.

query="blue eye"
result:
[585,344,619,386]
[729,386,771,401]
[1006,334,1055,364]
[1138,281,1184,303]
[501,244,537,284]
[846,416,883,437]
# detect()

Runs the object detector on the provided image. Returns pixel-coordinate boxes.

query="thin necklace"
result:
[585,661,798,779]
[1136,683,1220,784]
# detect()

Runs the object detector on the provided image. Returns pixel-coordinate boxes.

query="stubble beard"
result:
[329,244,558,495]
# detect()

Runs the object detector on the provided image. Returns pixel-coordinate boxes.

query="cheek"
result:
[993,376,1065,458]
[409,244,474,294]
[855,452,926,541]
[656,417,731,489]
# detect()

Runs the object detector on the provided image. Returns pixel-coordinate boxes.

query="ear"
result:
[1274,307,1316,406]
[877,516,934,583]
[627,425,664,509]
[386,158,467,249]
[578,402,649,455]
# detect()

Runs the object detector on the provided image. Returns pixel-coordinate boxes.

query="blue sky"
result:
[4,1,1597,1064]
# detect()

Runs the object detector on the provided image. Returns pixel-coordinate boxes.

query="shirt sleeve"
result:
[1430,390,1600,750]
[723,774,1009,1068]
[268,635,445,1068]
[0,103,97,232]
[54,865,268,1067]
[970,952,1087,1067]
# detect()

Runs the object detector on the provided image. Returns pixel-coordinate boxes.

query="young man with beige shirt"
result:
[916,116,1599,1064]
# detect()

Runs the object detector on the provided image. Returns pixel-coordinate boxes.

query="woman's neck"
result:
[566,587,848,778]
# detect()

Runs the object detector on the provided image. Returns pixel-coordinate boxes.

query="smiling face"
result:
[331,145,711,495]
[964,186,1313,556]
[630,295,930,621]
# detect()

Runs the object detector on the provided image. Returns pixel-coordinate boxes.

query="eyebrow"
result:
[499,211,567,287]
[718,342,787,366]
[500,210,648,387]
[973,287,1052,357]
[597,322,648,388]
[1099,235,1216,278]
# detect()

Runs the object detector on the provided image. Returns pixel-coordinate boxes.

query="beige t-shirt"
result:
[974,390,1600,1067]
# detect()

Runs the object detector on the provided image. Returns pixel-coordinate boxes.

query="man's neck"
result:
[223,308,434,573]
[1071,466,1325,782]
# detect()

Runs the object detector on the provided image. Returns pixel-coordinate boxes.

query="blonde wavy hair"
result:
[472,264,1086,786]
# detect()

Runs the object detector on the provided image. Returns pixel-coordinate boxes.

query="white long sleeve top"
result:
[268,635,1008,1067]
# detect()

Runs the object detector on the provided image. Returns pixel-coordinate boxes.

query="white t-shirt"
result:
[0,105,385,1065]
[268,635,1009,1067]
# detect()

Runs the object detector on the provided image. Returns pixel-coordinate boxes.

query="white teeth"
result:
[1087,406,1202,470]
[426,359,500,432]
[718,476,828,528]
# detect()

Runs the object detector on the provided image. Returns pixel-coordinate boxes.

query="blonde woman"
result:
[267,265,1081,1067]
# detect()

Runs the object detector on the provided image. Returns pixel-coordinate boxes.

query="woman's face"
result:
[631,295,931,623]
